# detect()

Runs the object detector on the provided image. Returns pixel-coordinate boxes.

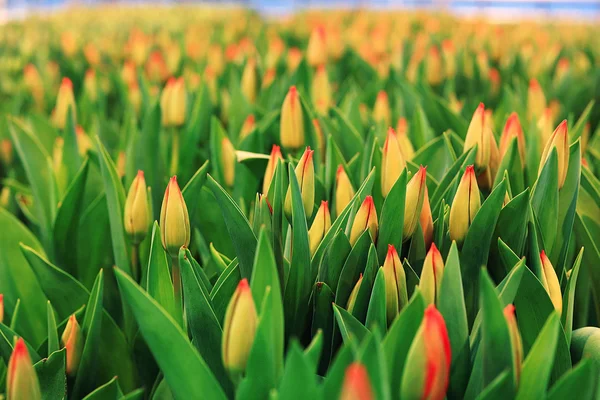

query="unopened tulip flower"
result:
[419,187,434,248]
[52,77,76,129]
[489,68,501,95]
[7,338,42,400]
[160,77,187,127]
[308,201,331,255]
[284,147,315,219]
[336,165,355,217]
[0,294,3,323]
[221,136,236,188]
[395,118,414,160]
[349,196,378,246]
[381,128,407,198]
[540,251,563,315]
[528,78,546,122]
[262,68,276,89]
[383,245,408,324]
[499,112,526,165]
[312,119,325,159]
[83,69,97,103]
[426,46,442,85]
[222,279,258,376]
[503,304,524,384]
[340,362,374,400]
[373,90,391,127]
[420,243,444,305]
[538,120,569,189]
[240,58,257,103]
[117,151,126,179]
[280,86,305,150]
[160,176,191,257]
[124,171,151,245]
[75,126,92,156]
[287,47,303,72]
[1,139,13,166]
[554,58,570,85]
[464,103,491,171]
[347,275,363,314]
[441,39,456,78]
[239,114,256,142]
[449,165,481,243]
[263,145,283,194]
[128,82,142,115]
[537,108,554,146]
[404,166,427,241]
[400,305,451,400]
[312,64,332,115]
[306,26,327,67]
[61,315,83,376]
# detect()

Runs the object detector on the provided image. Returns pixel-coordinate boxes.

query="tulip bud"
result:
[489,68,501,95]
[419,187,434,248]
[306,26,327,67]
[395,118,414,160]
[160,77,187,127]
[554,58,569,85]
[263,145,283,194]
[420,243,444,305]
[0,139,13,166]
[308,201,331,255]
[222,279,258,375]
[0,294,4,323]
[373,91,391,127]
[160,78,174,127]
[449,165,481,243]
[160,176,191,257]
[312,65,332,115]
[441,39,456,78]
[538,120,569,189]
[426,46,442,86]
[285,147,315,219]
[83,69,98,102]
[262,68,276,89]
[240,58,257,103]
[287,47,303,73]
[239,114,256,142]
[404,166,427,241]
[381,128,407,198]
[128,82,142,115]
[336,165,355,217]
[503,304,524,384]
[540,251,563,315]
[464,103,491,171]
[116,151,126,179]
[349,196,378,246]
[400,305,451,400]
[124,170,151,245]
[75,126,92,156]
[221,136,236,188]
[280,86,305,150]
[61,315,83,376]
[499,112,526,166]
[346,275,363,314]
[7,338,42,400]
[528,78,546,122]
[340,362,374,400]
[536,107,554,146]
[382,245,408,324]
[52,78,76,129]
[312,119,325,160]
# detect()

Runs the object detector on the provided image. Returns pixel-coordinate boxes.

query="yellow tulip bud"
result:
[287,47,303,73]
[239,114,256,142]
[537,107,554,146]
[373,91,391,127]
[404,166,427,241]
[312,64,332,115]
[160,77,186,127]
[426,46,442,86]
[381,128,407,198]
[441,39,456,78]
[419,187,434,249]
[240,58,257,103]
[52,78,76,130]
[75,126,93,156]
[61,315,83,376]
[308,201,332,256]
[221,136,236,188]
[420,243,444,305]
[503,304,524,384]
[449,165,481,243]
[124,170,151,245]
[263,145,284,194]
[499,112,526,166]
[528,78,546,122]
[280,86,305,150]
[7,338,42,400]
[347,274,363,314]
[464,103,491,171]
[128,82,142,115]
[538,120,569,189]
[349,196,378,246]
[262,68,276,89]
[306,26,328,67]
[382,245,408,324]
[160,176,191,257]
[117,151,126,179]
[540,251,563,315]
[285,147,315,219]
[83,69,98,102]
[336,165,355,218]
[396,118,414,160]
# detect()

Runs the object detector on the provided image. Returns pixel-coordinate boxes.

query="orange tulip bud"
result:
[284,147,315,219]
[221,136,236,188]
[464,103,491,171]
[52,77,76,129]
[528,78,546,122]
[263,145,283,194]
[395,118,414,160]
[307,26,328,67]
[124,170,151,244]
[340,362,374,400]
[349,196,378,246]
[499,112,526,166]
[240,58,257,103]
[61,315,83,376]
[239,114,256,142]
[7,338,42,400]
[419,187,434,248]
[539,120,569,189]
[312,64,332,115]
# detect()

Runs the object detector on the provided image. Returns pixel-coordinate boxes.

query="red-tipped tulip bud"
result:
[382,245,408,324]
[449,166,481,243]
[222,279,258,375]
[83,69,98,102]
[263,145,283,194]
[420,243,444,305]
[61,315,83,376]
[160,176,191,257]
[239,114,256,142]
[287,47,303,73]
[340,362,374,400]
[419,187,434,248]
[464,103,491,171]
[538,120,569,189]
[308,201,331,255]
[404,166,427,240]
[124,170,151,245]
[528,78,546,122]
[400,305,451,400]
[540,251,563,315]
[503,304,524,384]
[346,274,363,314]
[7,338,42,400]
[280,86,305,149]
[373,91,391,127]
[240,58,257,104]
[312,64,332,115]
[395,118,415,160]
[52,77,76,129]
[336,165,355,217]
[306,26,327,67]
[285,147,315,219]
[381,128,407,198]
[499,112,526,166]
[349,196,378,246]
[221,136,236,188]
[262,68,277,89]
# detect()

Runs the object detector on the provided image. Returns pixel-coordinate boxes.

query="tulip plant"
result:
[1,7,600,400]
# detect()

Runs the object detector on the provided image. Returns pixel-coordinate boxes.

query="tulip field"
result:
[1,6,600,399]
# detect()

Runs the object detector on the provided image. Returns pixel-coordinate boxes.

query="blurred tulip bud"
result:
[554,58,569,85]
[312,119,325,161]
[52,137,68,193]
[0,294,3,323]
[349,196,378,246]
[266,37,284,68]
[336,165,355,217]
[489,68,501,95]
[383,245,408,324]
[308,201,331,255]
[536,107,554,145]
[160,176,191,257]
[499,112,526,166]
[61,315,83,376]
[426,47,442,86]
[373,91,391,127]
[124,170,151,245]
[284,147,315,219]
[262,68,276,89]
[340,362,374,400]
[449,93,463,114]
[540,251,563,315]
[221,136,236,188]
[441,39,456,78]
[346,275,363,314]
[204,67,219,104]
[395,118,414,160]
[75,126,92,156]
[312,64,332,115]
[117,151,126,179]
[287,47,303,73]
[381,128,407,198]
[401,305,451,400]
[0,139,13,166]
[83,69,98,102]
[208,45,224,75]
[263,145,283,194]
[538,120,569,189]
[419,187,434,248]
[420,243,444,305]
[404,166,427,240]
[307,26,327,67]
[280,86,305,150]
[128,82,142,115]
[52,77,76,129]
[581,123,590,154]
[464,103,491,171]
[240,58,257,103]
[449,165,481,243]
[528,78,546,122]
[7,338,42,400]
[239,114,256,142]
[503,304,524,384]
[160,77,186,127]
[222,278,258,375]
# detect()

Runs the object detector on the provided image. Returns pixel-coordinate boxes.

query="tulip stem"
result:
[170,128,180,176]
[131,244,139,282]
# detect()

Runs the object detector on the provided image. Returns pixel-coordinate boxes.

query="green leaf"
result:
[376,170,407,261]
[475,370,512,400]
[311,282,335,372]
[548,359,598,400]
[210,261,241,325]
[357,334,390,400]
[531,149,559,251]
[365,267,386,333]
[562,248,584,344]
[182,160,210,223]
[34,348,66,400]
[304,330,323,373]
[492,138,524,193]
[351,245,379,324]
[333,304,369,348]
[46,302,59,355]
[320,345,354,399]
[82,377,122,400]
[278,341,318,400]
[320,230,352,293]
[335,232,371,309]
[63,107,82,184]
